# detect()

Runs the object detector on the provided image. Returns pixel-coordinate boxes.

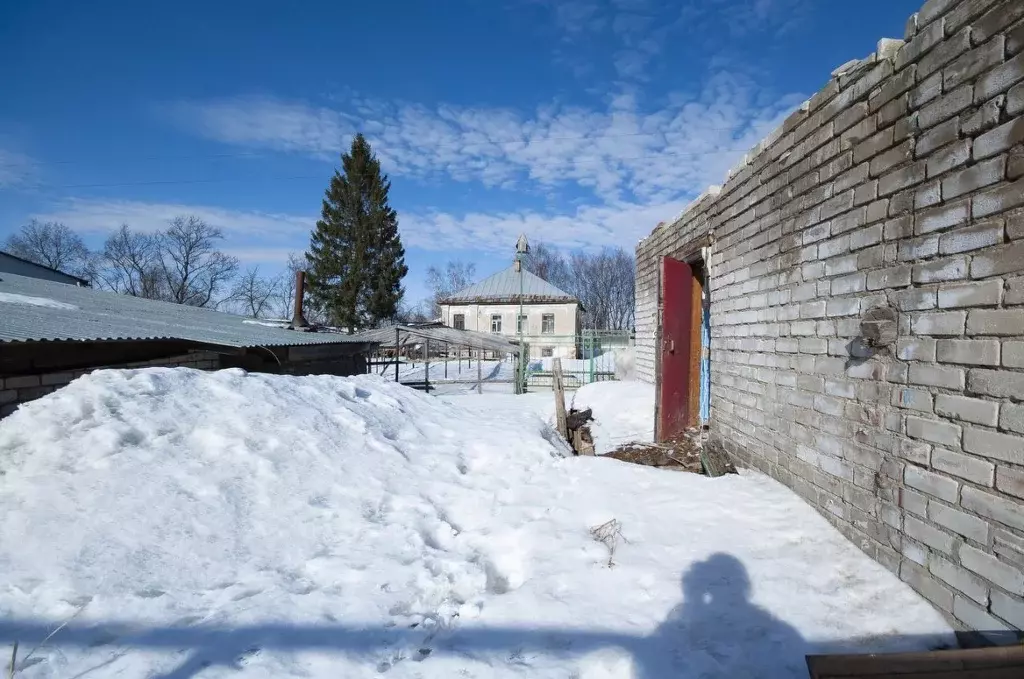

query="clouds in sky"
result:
[0,148,36,188]
[171,71,802,207]
[51,65,804,260]
[535,0,813,82]
[23,0,813,263]
[35,198,314,239]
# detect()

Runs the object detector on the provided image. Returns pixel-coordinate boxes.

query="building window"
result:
[541,346,553,357]
[542,313,555,334]
[517,314,527,334]
[453,313,465,330]
[491,314,502,333]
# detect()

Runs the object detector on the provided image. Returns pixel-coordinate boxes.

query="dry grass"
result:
[589,518,626,567]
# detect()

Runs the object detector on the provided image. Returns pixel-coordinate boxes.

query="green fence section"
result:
[523,329,631,392]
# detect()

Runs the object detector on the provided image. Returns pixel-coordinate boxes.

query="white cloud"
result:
[401,198,691,253]
[0,149,36,188]
[223,246,305,265]
[166,97,350,158]
[33,198,315,239]
[33,195,688,259]
[170,71,802,205]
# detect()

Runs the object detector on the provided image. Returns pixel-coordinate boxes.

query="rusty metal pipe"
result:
[292,270,308,329]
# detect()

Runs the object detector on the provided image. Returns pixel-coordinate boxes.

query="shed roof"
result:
[441,265,578,304]
[353,324,520,354]
[0,251,91,286]
[0,272,367,348]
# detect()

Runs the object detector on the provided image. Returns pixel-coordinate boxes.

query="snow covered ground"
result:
[570,381,656,454]
[0,369,953,678]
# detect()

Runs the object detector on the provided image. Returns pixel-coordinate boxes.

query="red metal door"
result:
[658,256,694,442]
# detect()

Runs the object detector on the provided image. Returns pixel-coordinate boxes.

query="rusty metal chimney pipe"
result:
[292,270,308,329]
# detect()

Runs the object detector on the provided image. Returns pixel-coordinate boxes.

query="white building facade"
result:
[438,266,582,359]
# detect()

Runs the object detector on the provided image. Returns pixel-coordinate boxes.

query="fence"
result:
[365,328,631,394]
[524,329,631,391]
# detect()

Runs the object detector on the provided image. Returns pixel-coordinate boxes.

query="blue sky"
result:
[1,0,919,305]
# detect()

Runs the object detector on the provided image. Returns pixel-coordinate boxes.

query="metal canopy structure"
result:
[352,323,523,395]
[352,324,521,355]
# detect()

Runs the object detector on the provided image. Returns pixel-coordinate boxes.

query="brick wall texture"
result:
[635,0,1024,638]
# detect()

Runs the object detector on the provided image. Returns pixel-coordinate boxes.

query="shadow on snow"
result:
[2,553,979,678]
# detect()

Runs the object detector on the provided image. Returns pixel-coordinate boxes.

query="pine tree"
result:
[305,134,407,332]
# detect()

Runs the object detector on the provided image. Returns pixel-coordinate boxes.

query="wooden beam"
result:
[553,358,568,441]
[806,645,1024,678]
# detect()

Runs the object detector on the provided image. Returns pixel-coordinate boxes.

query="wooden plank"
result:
[687,261,703,428]
[553,358,568,441]
[424,338,430,393]
[807,645,1024,678]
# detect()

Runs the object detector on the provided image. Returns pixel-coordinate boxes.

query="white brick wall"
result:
[635,0,1024,638]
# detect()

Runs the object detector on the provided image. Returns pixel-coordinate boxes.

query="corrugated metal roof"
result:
[0,272,367,347]
[353,324,521,354]
[441,266,578,304]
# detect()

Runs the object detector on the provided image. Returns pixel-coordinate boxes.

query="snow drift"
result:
[0,369,952,678]
[571,380,656,454]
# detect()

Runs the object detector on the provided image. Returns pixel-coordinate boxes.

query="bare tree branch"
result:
[159,216,239,308]
[525,242,572,294]
[527,243,635,331]
[98,224,163,298]
[275,252,305,319]
[425,260,476,316]
[229,266,281,318]
[3,220,95,281]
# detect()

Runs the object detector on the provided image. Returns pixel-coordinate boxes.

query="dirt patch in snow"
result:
[604,431,705,473]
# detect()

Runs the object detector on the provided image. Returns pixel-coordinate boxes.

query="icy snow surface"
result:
[0,291,77,310]
[0,369,953,678]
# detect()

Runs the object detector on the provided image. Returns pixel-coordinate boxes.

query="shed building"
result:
[634,0,1024,641]
[0,251,91,286]
[0,272,375,417]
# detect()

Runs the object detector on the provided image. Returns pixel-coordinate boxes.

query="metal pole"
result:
[444,342,448,380]
[394,327,400,382]
[425,338,430,393]
[518,254,525,395]
[590,331,596,383]
[477,349,482,395]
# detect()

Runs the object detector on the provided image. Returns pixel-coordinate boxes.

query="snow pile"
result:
[530,351,619,376]
[0,371,953,677]
[572,380,656,454]
[241,318,291,328]
[614,347,636,380]
[0,291,77,310]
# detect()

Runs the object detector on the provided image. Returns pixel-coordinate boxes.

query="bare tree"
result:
[275,252,306,319]
[425,260,476,316]
[525,242,635,331]
[569,248,635,330]
[229,266,281,318]
[272,252,331,325]
[159,216,239,307]
[98,224,164,298]
[525,242,572,294]
[3,220,95,281]
[393,298,433,325]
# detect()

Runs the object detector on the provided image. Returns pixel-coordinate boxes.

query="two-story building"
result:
[438,265,582,359]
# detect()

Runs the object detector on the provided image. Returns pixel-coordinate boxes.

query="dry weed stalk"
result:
[590,518,626,567]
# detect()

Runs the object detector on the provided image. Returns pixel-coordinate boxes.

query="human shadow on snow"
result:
[0,553,983,679]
